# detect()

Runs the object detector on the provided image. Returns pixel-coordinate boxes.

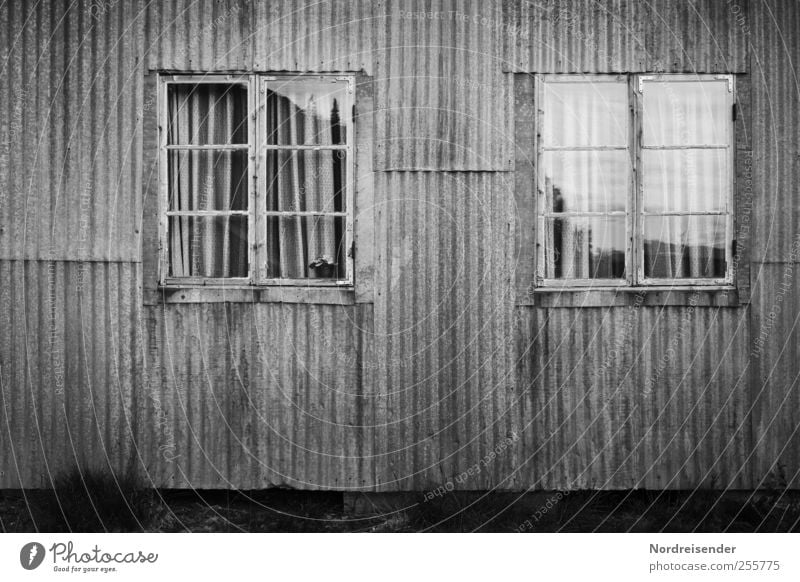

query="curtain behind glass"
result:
[266,90,344,279]
[167,84,249,278]
[642,80,728,279]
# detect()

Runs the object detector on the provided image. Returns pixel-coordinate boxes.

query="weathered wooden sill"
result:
[520,286,741,307]
[157,286,356,305]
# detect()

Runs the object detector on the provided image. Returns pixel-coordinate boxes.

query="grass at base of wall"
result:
[2,485,800,533]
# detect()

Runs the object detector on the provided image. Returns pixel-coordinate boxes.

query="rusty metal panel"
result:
[375,1,513,170]
[0,260,141,488]
[0,0,144,261]
[139,302,376,489]
[750,263,800,489]
[504,0,646,73]
[371,172,519,490]
[750,0,800,261]
[515,304,752,490]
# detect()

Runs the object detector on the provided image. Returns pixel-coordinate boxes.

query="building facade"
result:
[0,0,798,492]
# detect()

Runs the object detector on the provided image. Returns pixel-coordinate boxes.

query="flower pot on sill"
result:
[310,263,336,278]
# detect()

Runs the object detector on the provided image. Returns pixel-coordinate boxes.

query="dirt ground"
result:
[2,488,800,533]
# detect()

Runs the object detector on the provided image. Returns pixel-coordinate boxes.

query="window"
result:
[536,74,734,288]
[159,74,354,287]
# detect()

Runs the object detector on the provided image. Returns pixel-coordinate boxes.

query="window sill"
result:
[158,285,357,305]
[520,286,740,307]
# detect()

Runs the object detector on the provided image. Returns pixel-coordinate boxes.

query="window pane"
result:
[266,150,347,213]
[543,81,627,147]
[168,150,248,211]
[542,150,629,213]
[266,216,347,280]
[643,80,728,146]
[168,216,249,278]
[643,215,727,279]
[267,81,350,145]
[167,83,248,145]
[538,216,626,280]
[642,149,728,213]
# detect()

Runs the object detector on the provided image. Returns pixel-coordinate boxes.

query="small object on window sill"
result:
[309,255,336,278]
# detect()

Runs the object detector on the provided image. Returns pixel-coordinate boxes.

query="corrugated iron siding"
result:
[750,264,800,489]
[504,0,747,73]
[747,0,800,489]
[139,302,376,489]
[516,306,752,489]
[504,0,646,73]
[147,0,377,74]
[0,0,144,261]
[372,172,518,490]
[375,0,513,170]
[750,0,800,262]
[643,0,749,73]
[0,261,141,488]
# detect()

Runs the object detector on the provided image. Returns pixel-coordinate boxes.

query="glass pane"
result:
[267,81,350,145]
[542,150,629,213]
[642,149,727,213]
[538,216,626,280]
[643,215,727,279]
[167,83,248,145]
[543,81,627,147]
[168,216,249,278]
[168,150,248,211]
[643,80,729,146]
[266,150,347,213]
[266,216,347,280]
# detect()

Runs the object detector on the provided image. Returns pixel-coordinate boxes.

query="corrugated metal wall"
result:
[372,172,518,490]
[0,0,143,261]
[0,0,797,491]
[749,0,800,489]
[516,307,751,490]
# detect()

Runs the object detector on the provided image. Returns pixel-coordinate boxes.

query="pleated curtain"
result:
[168,84,249,278]
[266,91,340,279]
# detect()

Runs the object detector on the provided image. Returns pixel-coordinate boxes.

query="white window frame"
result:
[158,73,355,288]
[535,73,735,288]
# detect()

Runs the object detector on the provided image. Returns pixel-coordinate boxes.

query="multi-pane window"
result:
[536,74,734,287]
[159,74,354,286]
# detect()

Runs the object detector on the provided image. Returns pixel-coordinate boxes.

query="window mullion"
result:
[631,74,643,286]
[253,74,266,285]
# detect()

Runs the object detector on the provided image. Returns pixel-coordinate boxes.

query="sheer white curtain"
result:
[642,80,729,279]
[266,90,342,279]
[168,84,248,278]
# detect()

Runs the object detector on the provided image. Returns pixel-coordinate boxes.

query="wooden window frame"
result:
[533,73,736,290]
[157,73,356,289]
